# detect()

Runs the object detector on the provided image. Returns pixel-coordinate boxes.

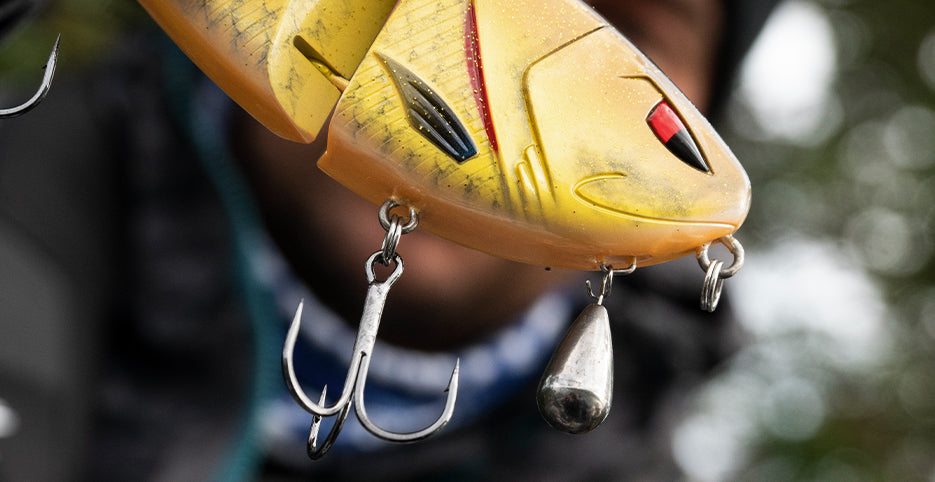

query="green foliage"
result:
[721,0,935,479]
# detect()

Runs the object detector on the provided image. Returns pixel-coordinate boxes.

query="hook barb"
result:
[0,34,60,119]
[306,385,352,460]
[282,300,360,417]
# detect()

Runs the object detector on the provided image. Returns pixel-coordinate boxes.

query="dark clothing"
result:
[0,13,763,479]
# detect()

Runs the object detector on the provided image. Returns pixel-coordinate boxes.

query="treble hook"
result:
[283,251,460,459]
[0,34,60,119]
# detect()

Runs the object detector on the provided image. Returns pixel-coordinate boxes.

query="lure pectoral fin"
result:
[376,52,479,163]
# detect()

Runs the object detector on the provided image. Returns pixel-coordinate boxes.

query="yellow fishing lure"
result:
[138,0,749,271]
[139,0,752,453]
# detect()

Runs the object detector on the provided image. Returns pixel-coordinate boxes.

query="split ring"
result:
[696,235,744,279]
[378,199,419,234]
[700,259,724,312]
[380,215,403,265]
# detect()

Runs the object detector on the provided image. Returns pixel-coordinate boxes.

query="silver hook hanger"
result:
[584,261,636,306]
[282,199,460,460]
[0,34,59,119]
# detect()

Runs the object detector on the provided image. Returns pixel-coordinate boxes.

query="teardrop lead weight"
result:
[537,304,613,434]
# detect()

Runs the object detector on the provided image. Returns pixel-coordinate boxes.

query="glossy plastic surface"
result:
[137,0,397,143]
[139,0,751,270]
[319,0,750,269]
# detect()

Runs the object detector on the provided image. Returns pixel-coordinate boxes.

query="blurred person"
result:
[0,0,776,479]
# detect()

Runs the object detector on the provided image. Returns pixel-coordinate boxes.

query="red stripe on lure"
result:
[465,0,499,152]
[647,100,710,173]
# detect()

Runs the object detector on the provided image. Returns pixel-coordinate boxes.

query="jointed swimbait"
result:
[139,0,750,455]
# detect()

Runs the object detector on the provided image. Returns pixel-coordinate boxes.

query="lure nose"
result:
[521,26,750,258]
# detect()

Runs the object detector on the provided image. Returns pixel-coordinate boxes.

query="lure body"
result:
[137,0,398,142]
[139,0,751,270]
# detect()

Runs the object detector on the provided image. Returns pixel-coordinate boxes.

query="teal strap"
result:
[161,39,279,482]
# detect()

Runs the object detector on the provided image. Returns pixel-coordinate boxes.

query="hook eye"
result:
[365,251,404,285]
[587,264,613,303]
[585,260,637,304]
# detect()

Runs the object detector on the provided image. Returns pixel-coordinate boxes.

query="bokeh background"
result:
[1,0,934,480]
[676,1,935,480]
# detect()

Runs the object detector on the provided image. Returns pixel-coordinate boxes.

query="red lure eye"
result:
[647,100,710,173]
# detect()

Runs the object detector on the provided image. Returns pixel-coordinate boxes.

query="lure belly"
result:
[139,0,750,270]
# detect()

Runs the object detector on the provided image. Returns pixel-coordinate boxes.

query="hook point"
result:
[0,34,61,119]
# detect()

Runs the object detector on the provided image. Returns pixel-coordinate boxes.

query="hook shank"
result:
[282,253,398,417]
